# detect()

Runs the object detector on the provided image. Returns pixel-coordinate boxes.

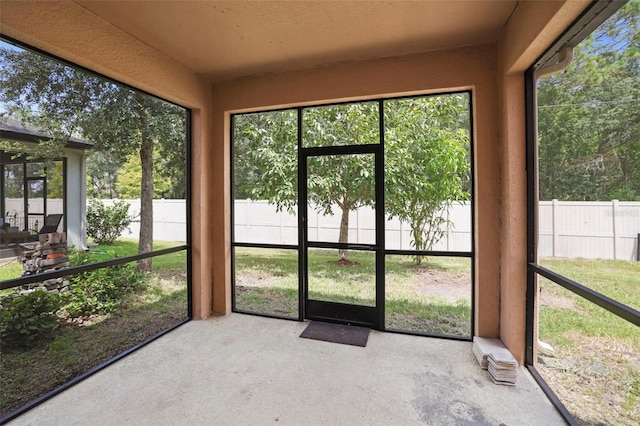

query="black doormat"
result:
[300,321,370,347]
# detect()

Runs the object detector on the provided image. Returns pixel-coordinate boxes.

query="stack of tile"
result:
[473,337,518,386]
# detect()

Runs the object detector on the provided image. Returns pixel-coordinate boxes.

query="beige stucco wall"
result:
[0,0,215,319]
[496,0,590,361]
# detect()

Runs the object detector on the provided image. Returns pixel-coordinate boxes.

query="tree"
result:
[537,0,640,201]
[116,153,172,199]
[80,88,185,272]
[233,110,298,207]
[234,99,471,265]
[86,151,123,199]
[46,161,64,199]
[234,104,379,262]
[303,103,378,261]
[0,42,186,271]
[385,95,470,264]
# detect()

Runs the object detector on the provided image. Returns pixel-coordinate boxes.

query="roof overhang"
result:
[0,118,93,151]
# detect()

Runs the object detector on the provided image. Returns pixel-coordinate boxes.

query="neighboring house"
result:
[0,117,92,253]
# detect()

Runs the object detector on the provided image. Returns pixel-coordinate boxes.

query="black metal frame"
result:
[301,144,384,329]
[230,91,475,339]
[524,1,636,424]
[0,245,187,291]
[525,64,538,366]
[0,35,193,423]
[532,263,639,326]
[229,110,302,322]
[185,109,193,319]
[378,91,476,340]
[297,108,306,321]
[0,157,68,236]
[0,317,190,424]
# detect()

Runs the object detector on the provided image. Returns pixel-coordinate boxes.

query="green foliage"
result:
[233,99,470,263]
[233,110,298,207]
[0,290,60,347]
[86,199,136,245]
[0,40,187,267]
[537,0,640,201]
[46,161,64,198]
[116,153,172,199]
[62,263,146,318]
[385,95,470,263]
[0,43,103,166]
[86,151,122,199]
[302,103,379,221]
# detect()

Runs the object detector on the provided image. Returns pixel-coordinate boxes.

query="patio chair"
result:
[27,214,63,241]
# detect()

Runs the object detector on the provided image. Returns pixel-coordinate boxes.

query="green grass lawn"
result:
[0,239,188,418]
[536,258,639,426]
[233,247,472,335]
[539,257,639,310]
[0,239,185,283]
[0,260,21,283]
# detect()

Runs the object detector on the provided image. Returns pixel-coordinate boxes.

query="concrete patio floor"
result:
[8,314,565,425]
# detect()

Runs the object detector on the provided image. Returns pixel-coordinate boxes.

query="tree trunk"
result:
[412,222,423,265]
[338,206,349,260]
[137,133,154,272]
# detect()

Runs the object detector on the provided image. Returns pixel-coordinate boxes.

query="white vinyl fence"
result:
[6,198,640,260]
[233,199,472,251]
[232,199,639,260]
[101,199,188,243]
[538,200,640,261]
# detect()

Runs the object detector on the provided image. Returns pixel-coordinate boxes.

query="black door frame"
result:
[299,141,385,329]
[0,156,67,233]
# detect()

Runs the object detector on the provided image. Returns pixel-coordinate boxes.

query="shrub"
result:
[86,199,136,245]
[62,264,146,318]
[68,248,92,267]
[0,290,61,347]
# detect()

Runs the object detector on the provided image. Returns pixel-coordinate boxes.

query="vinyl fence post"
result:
[612,199,619,260]
[552,199,559,257]
[159,198,166,241]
